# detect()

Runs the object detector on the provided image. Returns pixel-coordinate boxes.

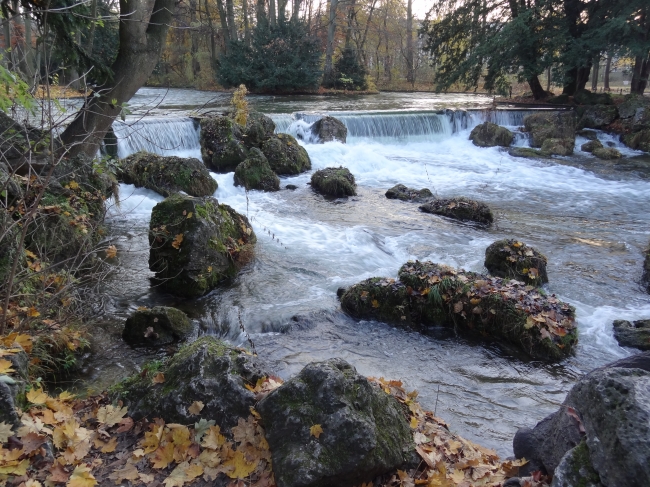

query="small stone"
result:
[285,184,298,190]
[484,239,548,286]
[385,184,433,202]
[419,197,493,226]
[123,306,192,346]
[581,140,603,153]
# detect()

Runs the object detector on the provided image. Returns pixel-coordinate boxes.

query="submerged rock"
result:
[122,306,193,347]
[419,197,493,226]
[233,148,280,192]
[612,319,650,350]
[149,193,256,297]
[592,147,622,160]
[507,147,551,159]
[261,134,311,175]
[340,261,577,360]
[469,122,514,147]
[484,239,548,286]
[119,152,217,197]
[311,116,348,143]
[311,167,357,197]
[199,116,247,172]
[577,105,618,129]
[523,111,576,148]
[540,137,573,156]
[257,358,413,487]
[385,184,433,202]
[573,89,613,106]
[580,139,603,152]
[115,336,269,430]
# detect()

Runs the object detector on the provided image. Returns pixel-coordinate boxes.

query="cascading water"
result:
[112,117,201,159]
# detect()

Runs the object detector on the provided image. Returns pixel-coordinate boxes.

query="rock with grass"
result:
[122,306,193,347]
[469,122,514,147]
[581,140,603,152]
[541,138,574,156]
[200,116,247,172]
[419,197,493,226]
[612,319,650,351]
[234,148,280,192]
[484,239,548,286]
[577,105,618,129]
[115,336,269,430]
[261,134,311,175]
[311,167,357,197]
[523,112,577,148]
[119,152,217,197]
[149,193,256,297]
[0,110,51,161]
[311,116,348,143]
[385,184,433,202]
[573,89,614,106]
[257,358,414,487]
[592,147,622,160]
[339,261,577,360]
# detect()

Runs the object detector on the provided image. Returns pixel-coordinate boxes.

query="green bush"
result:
[328,47,368,90]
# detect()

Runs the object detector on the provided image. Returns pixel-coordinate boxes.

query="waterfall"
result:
[113,117,201,159]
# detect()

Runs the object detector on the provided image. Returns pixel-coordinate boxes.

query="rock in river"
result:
[592,147,622,160]
[199,116,248,172]
[122,306,193,347]
[233,148,280,192]
[523,111,576,149]
[311,116,347,143]
[311,167,357,197]
[261,133,311,175]
[385,184,433,202]
[612,319,650,350]
[419,197,493,226]
[469,122,514,147]
[484,239,548,286]
[581,139,603,153]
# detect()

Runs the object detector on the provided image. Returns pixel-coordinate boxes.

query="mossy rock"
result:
[149,193,256,297]
[114,336,270,430]
[573,89,614,106]
[122,306,193,347]
[581,140,603,152]
[311,167,357,197]
[199,116,247,172]
[612,320,650,351]
[233,148,280,192]
[419,197,493,226]
[242,111,276,147]
[119,152,217,197]
[541,138,574,156]
[311,116,348,143]
[643,247,650,293]
[385,184,433,202]
[469,122,514,148]
[621,130,650,152]
[577,105,618,129]
[546,94,571,105]
[552,441,603,487]
[484,239,548,286]
[0,111,52,160]
[577,129,599,140]
[524,112,577,148]
[592,147,622,160]
[260,134,311,175]
[619,94,650,120]
[340,261,577,360]
[507,147,552,159]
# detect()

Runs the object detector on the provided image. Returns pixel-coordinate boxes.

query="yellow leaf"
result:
[449,469,465,483]
[151,442,175,469]
[171,234,184,250]
[0,421,14,442]
[525,317,535,329]
[67,181,80,190]
[108,463,139,485]
[27,306,41,318]
[201,425,226,450]
[223,450,257,479]
[26,388,49,405]
[96,405,128,427]
[59,391,76,401]
[0,358,15,374]
[105,245,117,259]
[371,299,380,308]
[25,249,37,259]
[410,417,418,429]
[309,424,323,439]
[13,334,33,353]
[163,461,203,487]
[0,458,29,475]
[186,212,193,219]
[153,372,165,384]
[67,465,97,487]
[188,401,204,415]
[101,436,118,453]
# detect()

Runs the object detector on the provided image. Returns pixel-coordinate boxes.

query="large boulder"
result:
[311,167,357,197]
[311,116,347,143]
[577,129,599,140]
[115,337,270,430]
[581,139,603,152]
[385,184,433,202]
[577,105,618,129]
[419,197,493,226]
[0,111,51,161]
[573,89,614,106]
[484,239,548,286]
[119,152,217,197]
[261,134,311,175]
[469,122,514,147]
[257,358,413,487]
[199,116,247,172]
[233,148,280,192]
[339,261,577,360]
[507,147,552,159]
[551,441,603,487]
[612,319,650,351]
[148,193,256,297]
[122,306,193,347]
[523,111,577,148]
[618,94,650,128]
[541,137,574,156]
[242,111,276,147]
[592,147,622,160]
[621,129,650,152]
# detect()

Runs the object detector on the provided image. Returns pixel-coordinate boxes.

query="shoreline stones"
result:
[469,121,514,147]
[233,148,280,192]
[612,319,650,350]
[148,193,256,297]
[122,306,192,346]
[339,260,577,360]
[119,152,217,197]
[311,167,357,197]
[484,239,548,286]
[419,197,493,226]
[385,184,433,202]
[257,358,413,487]
[311,116,348,143]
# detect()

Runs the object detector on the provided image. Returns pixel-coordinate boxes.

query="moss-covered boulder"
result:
[149,193,256,297]
[340,261,577,360]
[612,319,650,351]
[119,152,217,197]
[469,122,514,147]
[199,116,247,172]
[311,167,357,197]
[114,336,270,430]
[581,139,603,152]
[523,112,577,148]
[0,110,51,161]
[484,239,548,286]
[311,116,348,143]
[507,147,552,159]
[122,306,193,347]
[550,441,603,487]
[573,89,613,106]
[260,133,311,175]
[621,129,650,152]
[577,129,598,140]
[419,197,493,226]
[385,184,433,202]
[577,105,618,129]
[541,137,574,156]
[592,147,622,160]
[242,111,276,147]
[257,358,414,487]
[233,148,280,192]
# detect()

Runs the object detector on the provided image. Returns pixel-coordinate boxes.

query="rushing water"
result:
[87,89,650,456]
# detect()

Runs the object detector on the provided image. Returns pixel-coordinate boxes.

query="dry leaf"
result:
[108,463,139,485]
[309,424,323,439]
[171,234,184,250]
[26,388,48,405]
[188,401,204,415]
[0,421,14,443]
[0,358,15,374]
[96,405,128,427]
[153,372,165,384]
[105,245,117,259]
[67,465,97,487]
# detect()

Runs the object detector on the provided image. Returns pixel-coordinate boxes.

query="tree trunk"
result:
[358,0,378,66]
[190,0,201,79]
[562,64,591,95]
[23,11,35,81]
[546,66,551,91]
[60,0,175,158]
[269,0,277,26]
[323,0,338,84]
[215,0,231,47]
[528,75,547,100]
[87,0,98,54]
[591,55,599,91]
[226,0,237,41]
[604,54,612,91]
[202,0,219,75]
[243,0,251,46]
[344,0,355,49]
[405,0,414,85]
[277,0,288,22]
[292,0,301,21]
[256,0,268,27]
[2,18,12,70]
[631,53,650,95]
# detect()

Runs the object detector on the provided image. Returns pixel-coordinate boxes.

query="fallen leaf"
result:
[309,424,323,439]
[27,307,41,318]
[0,359,15,374]
[188,401,204,415]
[96,405,128,427]
[26,388,49,405]
[172,234,184,250]
[67,465,97,487]
[0,421,14,442]
[108,463,139,485]
[153,372,165,384]
[371,299,380,308]
[101,436,118,453]
[105,245,117,259]
[223,450,257,479]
